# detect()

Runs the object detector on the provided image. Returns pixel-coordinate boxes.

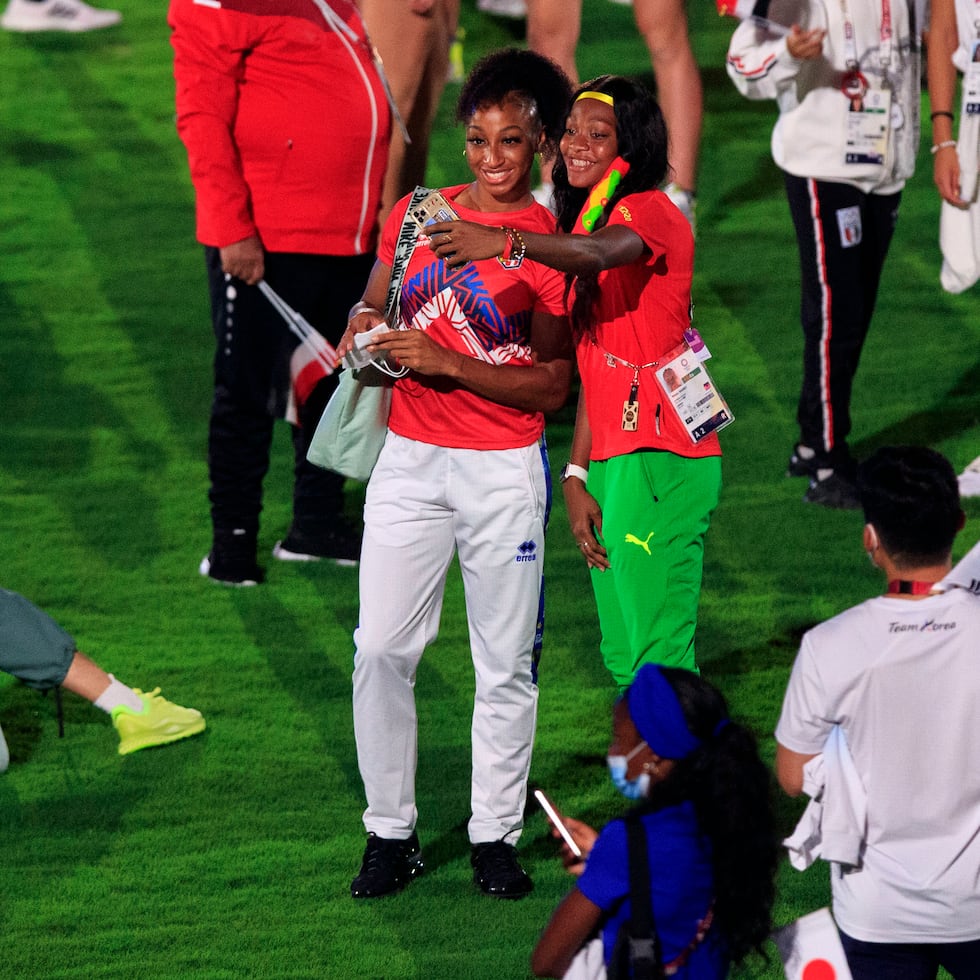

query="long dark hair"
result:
[552,76,670,340]
[640,668,779,966]
[456,48,573,162]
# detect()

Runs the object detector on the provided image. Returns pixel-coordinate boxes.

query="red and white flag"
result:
[773,909,853,980]
[716,0,769,18]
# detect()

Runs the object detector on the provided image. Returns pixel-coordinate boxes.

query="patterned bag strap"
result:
[382,185,433,324]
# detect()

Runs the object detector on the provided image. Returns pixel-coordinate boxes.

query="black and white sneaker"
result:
[199,553,264,587]
[803,470,861,510]
[350,832,424,899]
[788,444,857,482]
[787,443,820,478]
[471,840,533,899]
[272,524,361,567]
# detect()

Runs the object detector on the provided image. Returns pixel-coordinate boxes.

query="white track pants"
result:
[353,432,546,843]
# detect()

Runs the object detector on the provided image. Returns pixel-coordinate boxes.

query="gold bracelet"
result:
[510,228,527,263]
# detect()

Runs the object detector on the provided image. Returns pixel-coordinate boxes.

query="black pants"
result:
[204,248,375,552]
[841,930,980,980]
[784,173,900,466]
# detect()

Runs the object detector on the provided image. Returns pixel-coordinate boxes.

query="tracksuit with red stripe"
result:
[726,0,919,468]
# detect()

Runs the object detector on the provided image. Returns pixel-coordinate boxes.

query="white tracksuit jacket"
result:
[726,0,920,194]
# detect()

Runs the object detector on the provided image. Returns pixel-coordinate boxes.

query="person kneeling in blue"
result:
[532,664,778,978]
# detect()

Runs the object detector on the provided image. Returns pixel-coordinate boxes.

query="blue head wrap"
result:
[626,664,702,760]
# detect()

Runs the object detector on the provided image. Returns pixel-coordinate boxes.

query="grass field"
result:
[1,1,978,978]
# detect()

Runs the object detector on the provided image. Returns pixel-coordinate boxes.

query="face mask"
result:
[607,740,650,800]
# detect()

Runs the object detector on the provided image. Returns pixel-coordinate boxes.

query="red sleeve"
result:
[605,190,692,270]
[168,0,257,247]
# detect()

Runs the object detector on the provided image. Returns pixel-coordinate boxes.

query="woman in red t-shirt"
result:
[338,49,574,903]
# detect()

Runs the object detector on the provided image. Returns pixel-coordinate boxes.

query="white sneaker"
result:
[476,0,526,18]
[958,455,980,498]
[1,0,121,32]
[0,720,9,773]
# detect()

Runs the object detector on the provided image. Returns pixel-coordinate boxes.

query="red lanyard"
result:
[887,579,938,595]
[839,0,894,73]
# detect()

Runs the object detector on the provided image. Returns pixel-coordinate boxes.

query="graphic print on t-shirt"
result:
[401,257,533,357]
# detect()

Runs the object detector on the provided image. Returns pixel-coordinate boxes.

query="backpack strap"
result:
[624,814,663,980]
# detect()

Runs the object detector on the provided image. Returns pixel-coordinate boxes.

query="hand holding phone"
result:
[534,789,582,858]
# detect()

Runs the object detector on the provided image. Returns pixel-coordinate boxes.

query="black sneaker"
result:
[471,841,533,899]
[272,524,361,568]
[803,471,861,510]
[350,832,424,899]
[199,553,265,586]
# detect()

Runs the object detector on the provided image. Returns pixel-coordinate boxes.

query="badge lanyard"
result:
[594,326,711,435]
[596,344,662,432]
[839,0,894,93]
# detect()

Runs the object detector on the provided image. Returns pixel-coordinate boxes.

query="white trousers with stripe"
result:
[353,431,546,844]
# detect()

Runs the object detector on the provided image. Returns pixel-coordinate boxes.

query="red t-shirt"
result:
[577,190,721,461]
[380,186,567,451]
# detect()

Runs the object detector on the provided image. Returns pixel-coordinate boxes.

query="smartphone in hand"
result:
[534,789,583,858]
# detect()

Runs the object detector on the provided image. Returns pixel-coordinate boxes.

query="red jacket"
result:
[169,0,391,256]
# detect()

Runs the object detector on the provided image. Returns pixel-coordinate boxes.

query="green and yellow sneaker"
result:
[112,689,206,756]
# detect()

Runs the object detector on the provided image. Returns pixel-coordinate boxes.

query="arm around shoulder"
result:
[427,220,646,278]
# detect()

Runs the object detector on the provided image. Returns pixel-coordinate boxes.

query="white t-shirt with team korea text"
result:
[776,588,980,943]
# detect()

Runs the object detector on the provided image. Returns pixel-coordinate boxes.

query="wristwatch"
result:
[559,463,590,485]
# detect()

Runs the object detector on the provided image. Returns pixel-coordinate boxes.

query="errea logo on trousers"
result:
[515,541,538,563]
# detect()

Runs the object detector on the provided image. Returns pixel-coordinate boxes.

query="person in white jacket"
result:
[726,0,920,509]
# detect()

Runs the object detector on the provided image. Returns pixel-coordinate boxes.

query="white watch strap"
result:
[562,463,590,484]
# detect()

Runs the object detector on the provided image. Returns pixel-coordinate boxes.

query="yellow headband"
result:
[575,91,614,107]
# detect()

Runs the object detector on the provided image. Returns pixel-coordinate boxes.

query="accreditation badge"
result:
[655,341,733,443]
[844,87,891,165]
[964,41,980,116]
